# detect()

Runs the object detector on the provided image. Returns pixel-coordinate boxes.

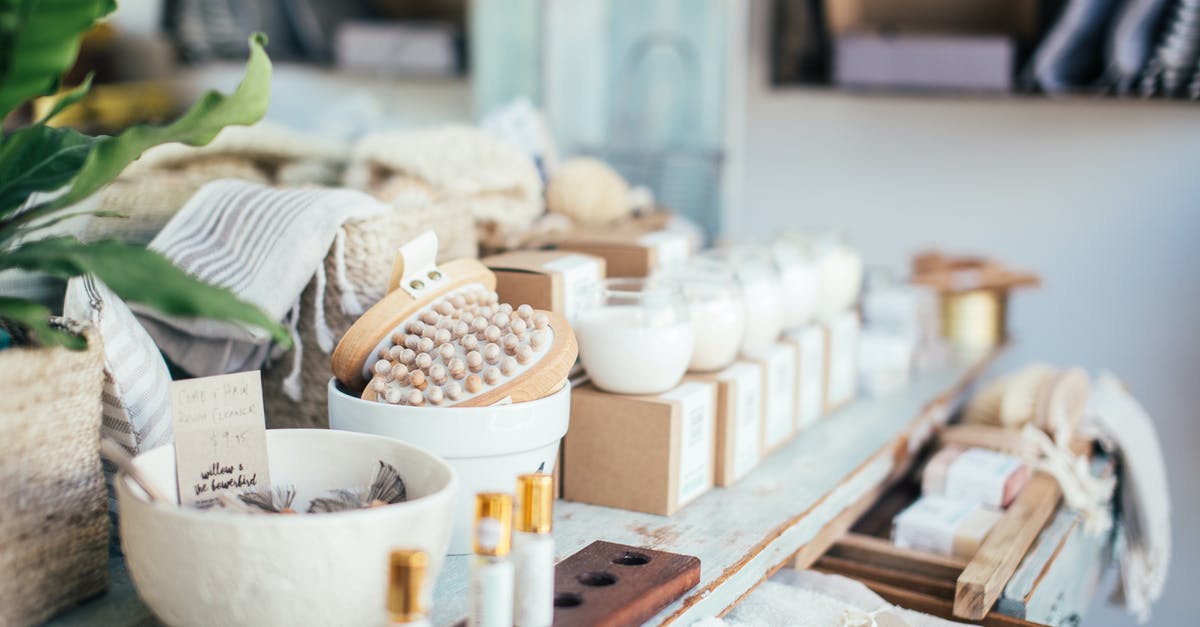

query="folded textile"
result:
[132,179,388,378]
[63,275,174,549]
[344,124,543,250]
[1085,372,1170,623]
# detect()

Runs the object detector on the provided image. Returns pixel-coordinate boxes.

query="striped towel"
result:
[132,179,389,388]
[63,275,174,548]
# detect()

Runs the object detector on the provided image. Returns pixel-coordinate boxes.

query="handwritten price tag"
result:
[170,371,270,506]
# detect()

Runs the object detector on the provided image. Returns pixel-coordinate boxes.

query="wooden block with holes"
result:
[552,540,700,627]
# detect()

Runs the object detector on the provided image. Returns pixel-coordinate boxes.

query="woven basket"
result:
[0,330,108,625]
[262,202,476,429]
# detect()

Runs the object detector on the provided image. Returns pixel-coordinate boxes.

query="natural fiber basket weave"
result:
[0,329,108,625]
[261,202,476,429]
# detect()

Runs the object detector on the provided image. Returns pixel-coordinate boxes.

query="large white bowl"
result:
[116,429,457,627]
[329,378,570,554]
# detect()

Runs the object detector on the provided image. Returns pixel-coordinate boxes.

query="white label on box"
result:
[543,254,603,324]
[751,344,797,448]
[827,312,860,407]
[721,362,763,479]
[944,448,1021,508]
[662,381,715,506]
[789,325,826,429]
[638,230,690,269]
[893,495,977,557]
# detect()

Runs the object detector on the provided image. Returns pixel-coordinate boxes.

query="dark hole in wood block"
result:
[612,551,651,566]
[553,540,700,626]
[578,571,618,586]
[554,592,583,608]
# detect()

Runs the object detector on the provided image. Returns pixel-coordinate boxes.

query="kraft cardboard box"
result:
[783,324,827,430]
[685,361,763,487]
[824,311,861,413]
[743,342,798,454]
[482,250,605,323]
[555,228,690,278]
[563,381,716,516]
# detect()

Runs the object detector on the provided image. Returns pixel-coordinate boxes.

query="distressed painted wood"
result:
[50,352,996,627]
[955,473,1062,620]
[431,351,997,625]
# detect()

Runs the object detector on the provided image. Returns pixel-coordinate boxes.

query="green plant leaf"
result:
[0,237,292,347]
[0,296,85,349]
[50,33,272,210]
[35,71,94,124]
[0,0,116,118]
[0,123,96,218]
[1,33,273,238]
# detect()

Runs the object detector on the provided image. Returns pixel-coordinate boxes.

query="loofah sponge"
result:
[545,157,632,224]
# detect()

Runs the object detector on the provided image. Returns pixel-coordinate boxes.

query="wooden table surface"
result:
[430,350,997,625]
[49,350,997,627]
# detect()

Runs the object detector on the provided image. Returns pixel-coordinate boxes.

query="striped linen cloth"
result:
[63,275,175,547]
[132,179,388,378]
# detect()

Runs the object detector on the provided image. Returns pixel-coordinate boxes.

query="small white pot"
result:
[328,378,570,554]
[116,429,457,627]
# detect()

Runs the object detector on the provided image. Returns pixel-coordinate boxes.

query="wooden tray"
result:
[816,470,1062,623]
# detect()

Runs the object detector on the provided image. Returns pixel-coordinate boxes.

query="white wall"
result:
[740,5,1200,625]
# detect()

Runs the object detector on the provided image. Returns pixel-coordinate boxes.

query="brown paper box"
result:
[553,445,563,499]
[824,311,861,414]
[782,324,827,430]
[743,342,799,455]
[482,250,605,322]
[685,361,764,487]
[563,381,716,515]
[556,229,690,278]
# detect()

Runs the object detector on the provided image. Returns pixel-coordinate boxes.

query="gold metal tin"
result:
[515,473,554,534]
[474,492,513,556]
[387,549,427,622]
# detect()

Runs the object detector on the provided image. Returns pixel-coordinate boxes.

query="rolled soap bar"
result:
[922,445,1029,508]
[892,494,1002,559]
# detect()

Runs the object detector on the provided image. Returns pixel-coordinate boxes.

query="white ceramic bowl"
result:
[328,378,570,554]
[116,429,457,627]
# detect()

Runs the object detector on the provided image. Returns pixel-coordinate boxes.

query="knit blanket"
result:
[132,179,388,381]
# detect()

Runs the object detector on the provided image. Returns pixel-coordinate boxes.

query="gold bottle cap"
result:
[515,473,554,534]
[387,549,427,623]
[474,492,513,556]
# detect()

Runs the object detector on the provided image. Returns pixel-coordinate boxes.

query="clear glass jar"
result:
[656,258,746,373]
[574,278,694,395]
[770,238,819,329]
[784,232,863,322]
[703,247,785,355]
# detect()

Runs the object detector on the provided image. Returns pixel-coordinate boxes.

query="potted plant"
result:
[0,2,288,623]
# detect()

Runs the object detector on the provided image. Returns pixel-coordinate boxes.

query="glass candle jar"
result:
[770,238,819,330]
[703,248,785,355]
[656,258,746,373]
[574,278,694,395]
[787,232,863,322]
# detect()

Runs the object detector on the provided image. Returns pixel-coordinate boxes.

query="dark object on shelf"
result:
[1105,0,1174,93]
[1028,0,1123,92]
[552,540,700,626]
[771,0,830,84]
[834,32,1015,92]
[165,0,364,62]
[1140,0,1200,97]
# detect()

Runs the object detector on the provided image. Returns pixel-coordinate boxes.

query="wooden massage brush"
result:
[332,231,577,407]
